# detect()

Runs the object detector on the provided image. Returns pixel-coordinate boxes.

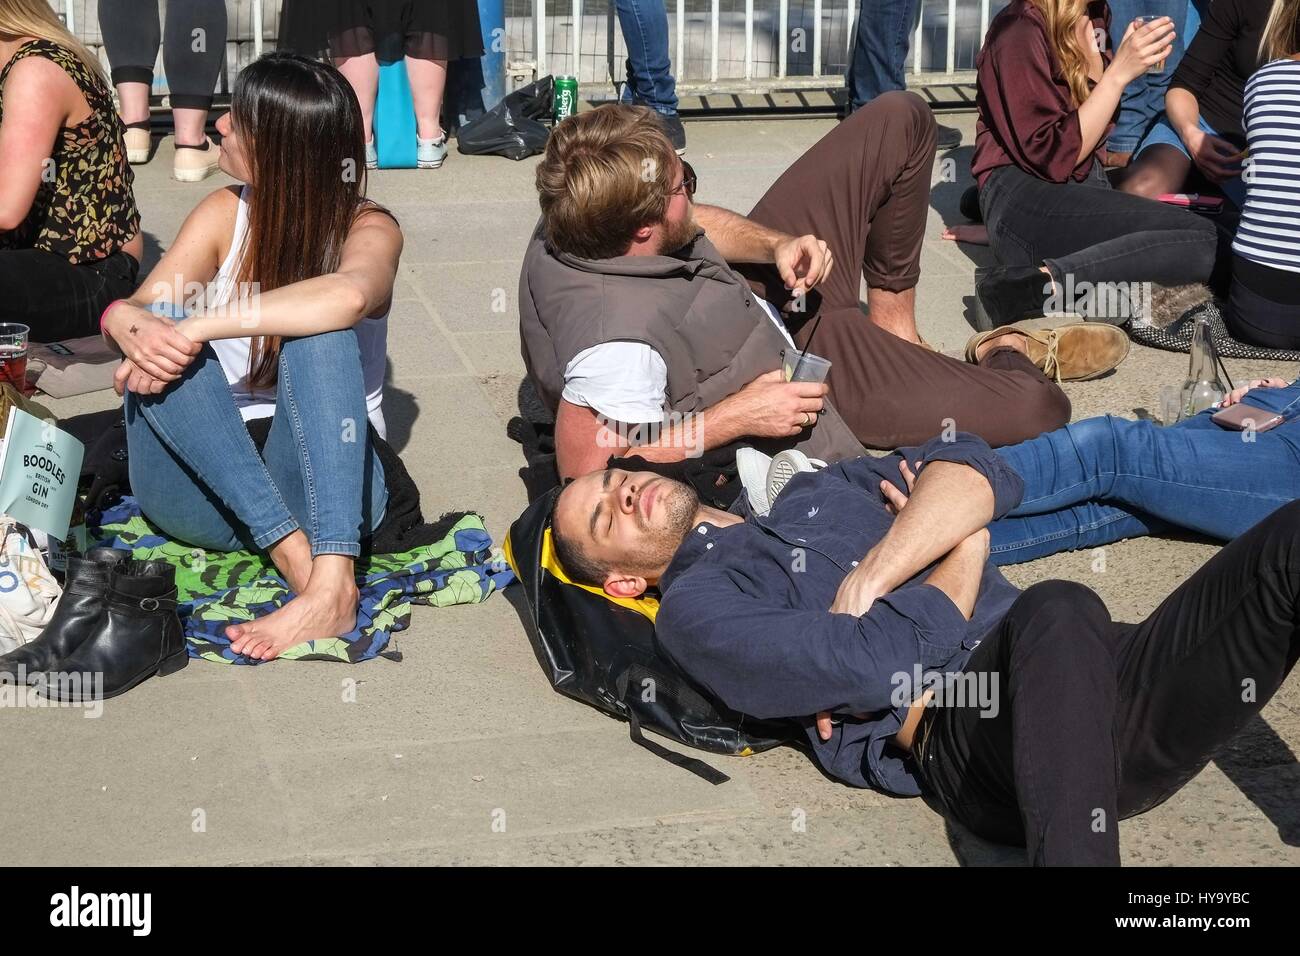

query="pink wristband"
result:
[99,299,125,334]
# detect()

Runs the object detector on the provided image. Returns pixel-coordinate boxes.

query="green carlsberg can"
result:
[554,75,578,121]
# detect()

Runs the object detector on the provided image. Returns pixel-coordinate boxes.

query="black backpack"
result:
[504,488,796,783]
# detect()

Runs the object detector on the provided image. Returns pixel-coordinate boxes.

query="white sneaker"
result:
[417,134,448,169]
[735,447,775,516]
[766,449,822,506]
[365,139,377,170]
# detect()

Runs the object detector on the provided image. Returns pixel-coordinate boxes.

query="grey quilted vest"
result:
[518,222,866,464]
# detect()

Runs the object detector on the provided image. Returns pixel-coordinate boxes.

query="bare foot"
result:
[975,330,1029,362]
[941,224,990,245]
[226,574,359,661]
[267,530,313,594]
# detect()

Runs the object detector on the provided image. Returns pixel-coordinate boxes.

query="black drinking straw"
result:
[791,313,823,380]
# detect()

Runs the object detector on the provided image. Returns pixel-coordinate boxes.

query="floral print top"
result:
[0,39,140,264]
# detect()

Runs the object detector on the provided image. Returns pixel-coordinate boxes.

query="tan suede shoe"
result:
[123,127,151,164]
[964,317,1131,382]
[172,136,220,182]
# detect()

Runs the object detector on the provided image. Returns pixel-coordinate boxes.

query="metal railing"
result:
[510,0,1003,93]
[56,0,998,101]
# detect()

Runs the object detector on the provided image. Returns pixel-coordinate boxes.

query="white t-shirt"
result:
[561,294,795,423]
[206,186,390,438]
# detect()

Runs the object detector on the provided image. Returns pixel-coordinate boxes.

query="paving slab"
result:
[1,116,1297,866]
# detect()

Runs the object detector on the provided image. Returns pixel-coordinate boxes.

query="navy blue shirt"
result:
[656,434,1025,796]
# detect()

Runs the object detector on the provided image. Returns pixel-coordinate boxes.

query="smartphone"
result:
[1211,402,1285,432]
[1158,193,1225,214]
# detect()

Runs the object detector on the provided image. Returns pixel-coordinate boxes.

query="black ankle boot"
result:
[0,548,129,683]
[41,559,186,702]
[975,265,1057,329]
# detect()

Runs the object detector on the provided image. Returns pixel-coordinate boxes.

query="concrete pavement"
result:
[2,111,1297,866]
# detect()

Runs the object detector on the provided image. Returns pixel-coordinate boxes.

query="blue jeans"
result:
[1106,0,1201,154]
[989,382,1300,564]
[124,330,387,558]
[615,0,678,115]
[846,0,918,110]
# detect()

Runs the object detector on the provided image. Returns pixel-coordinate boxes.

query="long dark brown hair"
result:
[231,52,368,388]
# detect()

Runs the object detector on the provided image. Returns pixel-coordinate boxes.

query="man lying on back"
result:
[548,436,1300,865]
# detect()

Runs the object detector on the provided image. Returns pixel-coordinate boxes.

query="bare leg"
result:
[974,331,1030,361]
[335,53,380,143]
[172,106,209,148]
[405,57,449,140]
[115,80,150,124]
[225,554,359,661]
[866,286,919,343]
[1116,144,1191,199]
[266,529,313,595]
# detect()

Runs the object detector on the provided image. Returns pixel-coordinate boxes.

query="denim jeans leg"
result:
[263,330,387,558]
[1107,0,1191,152]
[1106,0,1149,153]
[125,392,252,553]
[989,503,1165,565]
[996,414,1300,540]
[614,0,679,115]
[846,0,919,110]
[128,346,300,551]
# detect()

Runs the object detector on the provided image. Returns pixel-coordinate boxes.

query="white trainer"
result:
[735,447,775,516]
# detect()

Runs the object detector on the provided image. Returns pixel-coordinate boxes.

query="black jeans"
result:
[0,248,139,343]
[916,500,1300,865]
[980,163,1219,295]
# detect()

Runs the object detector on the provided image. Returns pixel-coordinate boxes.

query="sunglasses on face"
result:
[670,160,697,199]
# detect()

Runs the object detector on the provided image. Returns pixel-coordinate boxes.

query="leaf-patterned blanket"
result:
[88,497,514,664]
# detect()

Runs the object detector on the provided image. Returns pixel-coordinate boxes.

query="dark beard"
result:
[636,480,701,573]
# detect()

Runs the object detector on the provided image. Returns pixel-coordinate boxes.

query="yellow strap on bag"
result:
[503,526,659,623]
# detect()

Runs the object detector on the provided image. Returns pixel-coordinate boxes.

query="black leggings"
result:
[0,249,139,343]
[981,162,1219,292]
[1224,267,1300,350]
[917,500,1300,865]
[98,0,228,111]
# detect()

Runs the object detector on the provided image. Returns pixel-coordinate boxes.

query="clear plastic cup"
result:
[1158,383,1183,425]
[1138,16,1169,74]
[782,349,832,383]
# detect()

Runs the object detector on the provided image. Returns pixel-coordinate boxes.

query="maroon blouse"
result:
[971,0,1115,189]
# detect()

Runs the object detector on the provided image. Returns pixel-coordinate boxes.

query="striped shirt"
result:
[1233,58,1300,276]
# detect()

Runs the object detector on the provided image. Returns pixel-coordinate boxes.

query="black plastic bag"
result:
[503,489,797,783]
[456,76,554,161]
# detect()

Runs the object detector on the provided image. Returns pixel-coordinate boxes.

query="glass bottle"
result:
[1182,314,1226,417]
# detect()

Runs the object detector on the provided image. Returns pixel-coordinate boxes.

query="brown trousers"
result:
[738,91,1071,449]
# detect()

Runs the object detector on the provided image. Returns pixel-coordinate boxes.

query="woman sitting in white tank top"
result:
[99,53,402,661]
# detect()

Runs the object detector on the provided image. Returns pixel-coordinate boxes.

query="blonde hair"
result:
[0,0,106,82]
[1259,0,1300,61]
[1029,0,1093,107]
[534,104,680,260]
